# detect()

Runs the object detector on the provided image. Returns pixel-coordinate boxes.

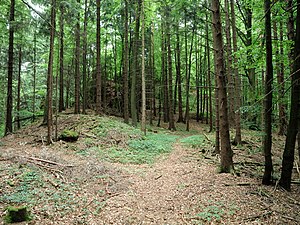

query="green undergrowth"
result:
[73,115,180,164]
[190,201,238,224]
[180,135,205,149]
[0,165,81,217]
[92,133,179,164]
[88,116,142,139]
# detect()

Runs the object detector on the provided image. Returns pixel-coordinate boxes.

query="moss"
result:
[4,206,31,223]
[59,130,79,142]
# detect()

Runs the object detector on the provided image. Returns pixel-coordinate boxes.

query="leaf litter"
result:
[0,112,299,224]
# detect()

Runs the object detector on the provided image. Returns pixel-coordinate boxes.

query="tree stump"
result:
[59,130,79,142]
[5,206,31,223]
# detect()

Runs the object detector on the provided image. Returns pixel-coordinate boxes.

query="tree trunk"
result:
[96,0,102,114]
[161,20,168,123]
[141,0,146,134]
[230,0,242,145]
[82,0,88,114]
[279,0,300,191]
[262,0,274,185]
[176,21,184,123]
[123,0,130,123]
[74,0,81,114]
[17,47,22,130]
[103,35,108,113]
[211,0,233,172]
[32,32,36,121]
[59,4,64,112]
[46,0,56,144]
[185,26,195,131]
[273,21,287,135]
[206,10,213,132]
[5,0,15,135]
[131,0,142,127]
[166,7,175,131]
[224,0,235,126]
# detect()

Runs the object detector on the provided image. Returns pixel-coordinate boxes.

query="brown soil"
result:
[0,114,300,224]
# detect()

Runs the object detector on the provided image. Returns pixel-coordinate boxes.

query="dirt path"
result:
[100,141,198,224]
[97,141,259,224]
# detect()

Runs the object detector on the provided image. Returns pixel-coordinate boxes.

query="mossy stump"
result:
[59,130,79,142]
[5,206,31,223]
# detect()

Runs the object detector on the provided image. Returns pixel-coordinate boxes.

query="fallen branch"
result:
[224,183,252,187]
[203,133,212,142]
[155,175,162,180]
[244,211,272,221]
[82,132,97,139]
[34,161,63,174]
[281,215,300,223]
[22,156,74,167]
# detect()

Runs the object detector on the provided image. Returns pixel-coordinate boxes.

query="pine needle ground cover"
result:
[0,114,299,224]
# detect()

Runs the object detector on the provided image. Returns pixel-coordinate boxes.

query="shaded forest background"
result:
[1,0,300,191]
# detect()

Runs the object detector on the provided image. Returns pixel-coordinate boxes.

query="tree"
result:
[230,0,242,145]
[279,0,300,191]
[131,0,142,127]
[16,47,22,130]
[46,0,56,144]
[166,5,175,131]
[5,0,15,135]
[59,3,64,112]
[175,20,184,123]
[123,0,130,124]
[74,0,81,114]
[211,0,233,172]
[82,0,88,114]
[262,0,274,185]
[141,0,146,134]
[96,0,102,114]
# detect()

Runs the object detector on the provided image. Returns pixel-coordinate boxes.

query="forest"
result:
[0,0,300,224]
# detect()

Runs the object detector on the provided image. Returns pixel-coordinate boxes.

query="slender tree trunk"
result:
[176,21,184,123]
[211,0,233,172]
[163,49,169,122]
[33,32,36,121]
[149,23,155,125]
[151,24,156,118]
[96,0,102,114]
[231,0,242,145]
[279,0,300,191]
[206,11,213,132]
[184,13,188,124]
[166,7,175,131]
[46,0,56,144]
[103,35,108,113]
[123,0,130,123]
[262,0,274,185]
[287,0,294,71]
[131,0,142,127]
[224,0,235,126]
[59,4,64,112]
[196,40,200,123]
[185,27,195,131]
[17,47,22,130]
[74,0,81,114]
[141,0,146,134]
[273,21,287,135]
[82,0,88,114]
[5,0,15,135]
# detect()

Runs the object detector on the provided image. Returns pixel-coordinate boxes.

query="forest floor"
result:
[0,111,300,224]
